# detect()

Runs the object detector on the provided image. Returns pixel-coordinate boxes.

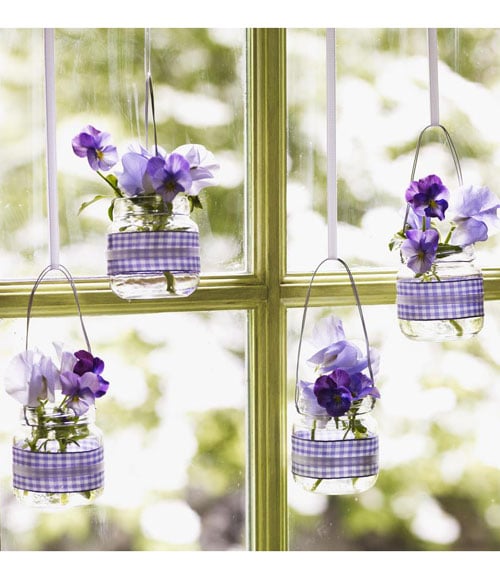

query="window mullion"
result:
[247,28,288,551]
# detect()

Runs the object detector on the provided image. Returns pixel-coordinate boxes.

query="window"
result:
[0,28,252,552]
[287,28,500,552]
[1,27,500,555]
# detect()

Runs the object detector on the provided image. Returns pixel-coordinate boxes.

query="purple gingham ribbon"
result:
[397,276,484,321]
[291,432,379,479]
[13,439,104,493]
[107,230,200,275]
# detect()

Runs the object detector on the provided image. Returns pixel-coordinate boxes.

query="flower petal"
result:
[118,152,150,197]
[4,350,36,405]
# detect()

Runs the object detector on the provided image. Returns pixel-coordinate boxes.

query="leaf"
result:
[78,195,110,215]
[108,198,116,221]
[436,243,463,258]
[388,230,406,252]
[188,195,203,212]
[105,173,119,188]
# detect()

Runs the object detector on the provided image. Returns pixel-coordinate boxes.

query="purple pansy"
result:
[73,350,109,398]
[405,174,449,220]
[60,371,101,416]
[72,125,118,172]
[5,343,111,420]
[313,369,353,417]
[172,144,219,195]
[401,228,439,275]
[144,153,193,203]
[72,125,219,217]
[349,372,381,401]
[449,184,500,246]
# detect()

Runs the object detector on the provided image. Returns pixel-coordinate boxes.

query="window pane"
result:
[287,29,500,272]
[0,28,247,279]
[288,302,500,550]
[0,310,247,550]
[0,29,46,277]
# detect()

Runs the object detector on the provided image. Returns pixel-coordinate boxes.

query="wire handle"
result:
[294,257,374,412]
[403,123,463,230]
[25,264,91,353]
[410,123,462,184]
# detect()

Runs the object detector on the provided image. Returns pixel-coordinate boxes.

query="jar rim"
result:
[22,405,95,426]
[298,395,376,418]
[113,192,189,204]
[112,192,191,217]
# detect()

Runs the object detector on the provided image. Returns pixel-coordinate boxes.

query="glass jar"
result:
[396,246,484,341]
[12,405,104,508]
[107,193,200,300]
[291,409,379,495]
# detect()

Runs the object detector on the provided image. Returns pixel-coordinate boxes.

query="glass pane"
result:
[0,310,247,550]
[0,29,47,277]
[0,28,247,279]
[287,28,500,272]
[288,302,500,550]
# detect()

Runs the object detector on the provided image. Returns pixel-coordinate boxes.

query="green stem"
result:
[443,224,456,245]
[309,419,322,491]
[343,408,358,439]
[310,478,323,492]
[450,318,464,337]
[96,170,121,195]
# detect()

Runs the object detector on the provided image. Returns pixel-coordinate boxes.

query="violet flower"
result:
[144,153,193,203]
[60,371,101,416]
[73,350,109,398]
[449,184,500,246]
[349,372,381,401]
[72,125,118,172]
[307,315,374,376]
[313,369,353,417]
[401,228,439,274]
[405,174,449,221]
[173,144,219,195]
[118,150,150,197]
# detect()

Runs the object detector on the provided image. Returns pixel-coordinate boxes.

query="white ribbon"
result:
[428,28,440,126]
[326,28,338,260]
[44,28,60,269]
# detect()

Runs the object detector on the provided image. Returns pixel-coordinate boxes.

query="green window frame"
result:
[2,28,500,552]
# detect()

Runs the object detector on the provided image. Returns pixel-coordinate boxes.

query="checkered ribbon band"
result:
[107,231,200,275]
[291,432,379,479]
[13,440,104,493]
[397,276,484,321]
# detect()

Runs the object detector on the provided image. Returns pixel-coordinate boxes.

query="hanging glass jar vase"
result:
[12,405,104,508]
[292,395,379,495]
[291,258,381,496]
[389,124,499,342]
[397,244,484,341]
[107,194,200,300]
[5,265,110,509]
